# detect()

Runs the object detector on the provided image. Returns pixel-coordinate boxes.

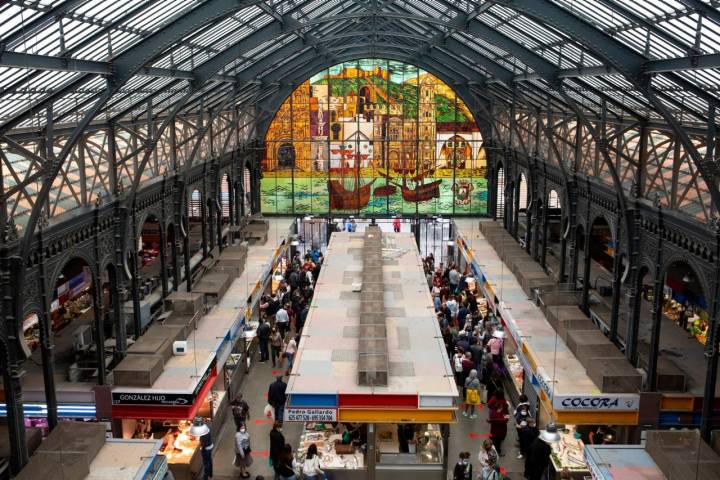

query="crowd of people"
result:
[425,254,554,480]
[228,246,325,479]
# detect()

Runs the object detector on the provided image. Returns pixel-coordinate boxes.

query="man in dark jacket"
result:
[525,433,552,480]
[269,421,285,478]
[257,318,271,363]
[267,376,287,423]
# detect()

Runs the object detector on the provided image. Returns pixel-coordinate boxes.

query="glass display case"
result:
[295,423,367,471]
[505,353,524,394]
[550,424,589,477]
[376,424,443,465]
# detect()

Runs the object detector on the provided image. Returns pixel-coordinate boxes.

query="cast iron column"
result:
[580,201,592,314]
[609,214,623,343]
[647,206,664,390]
[130,209,141,339]
[113,206,127,360]
[1,252,28,473]
[159,179,169,298]
[92,207,106,384]
[36,228,58,429]
[701,219,720,441]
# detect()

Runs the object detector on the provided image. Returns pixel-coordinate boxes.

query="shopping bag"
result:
[264,404,275,420]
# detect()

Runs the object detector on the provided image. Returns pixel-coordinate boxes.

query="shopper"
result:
[487,388,509,415]
[487,401,509,456]
[479,456,501,480]
[269,421,285,476]
[393,216,401,232]
[199,422,214,480]
[452,451,473,480]
[518,418,539,460]
[257,318,271,363]
[488,329,504,365]
[270,326,283,368]
[234,424,252,479]
[231,395,250,430]
[283,334,298,374]
[268,375,287,423]
[301,443,325,480]
[525,432,553,480]
[448,265,460,294]
[275,303,290,339]
[463,369,482,418]
[477,439,498,470]
[275,444,297,480]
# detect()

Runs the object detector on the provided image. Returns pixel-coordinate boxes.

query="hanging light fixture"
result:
[539,423,561,443]
[188,417,209,437]
[682,272,692,284]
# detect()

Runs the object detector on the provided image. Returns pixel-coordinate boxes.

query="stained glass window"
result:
[261,59,487,215]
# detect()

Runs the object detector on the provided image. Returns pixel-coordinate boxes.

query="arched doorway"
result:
[243,167,252,216]
[516,173,529,241]
[220,173,231,222]
[587,216,614,297]
[187,189,204,258]
[546,190,563,258]
[496,164,505,220]
[138,214,162,282]
[663,260,708,343]
[39,257,102,382]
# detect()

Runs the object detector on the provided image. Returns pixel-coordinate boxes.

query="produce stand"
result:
[286,231,457,480]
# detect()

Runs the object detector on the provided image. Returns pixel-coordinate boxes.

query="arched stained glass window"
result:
[260,59,487,215]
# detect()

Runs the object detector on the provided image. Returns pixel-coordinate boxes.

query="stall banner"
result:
[552,394,640,411]
[286,408,337,422]
[112,359,216,406]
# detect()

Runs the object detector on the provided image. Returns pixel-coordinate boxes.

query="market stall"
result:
[286,231,457,480]
[454,220,641,468]
[584,444,665,480]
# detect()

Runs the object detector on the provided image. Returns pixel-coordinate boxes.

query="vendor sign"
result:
[553,394,640,411]
[286,408,337,422]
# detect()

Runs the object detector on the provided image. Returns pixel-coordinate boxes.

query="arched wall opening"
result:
[496,165,505,220]
[138,214,163,282]
[259,58,487,216]
[220,173,231,222]
[586,216,614,297]
[516,173,529,240]
[545,189,562,258]
[187,189,204,258]
[29,257,102,383]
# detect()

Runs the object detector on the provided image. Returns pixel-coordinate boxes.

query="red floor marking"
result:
[271,370,285,376]
[499,467,508,476]
[263,392,268,398]
[254,419,273,425]
[468,432,492,440]
[252,450,269,458]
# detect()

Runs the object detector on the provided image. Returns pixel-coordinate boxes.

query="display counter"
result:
[549,425,589,479]
[295,423,367,480]
[158,420,203,480]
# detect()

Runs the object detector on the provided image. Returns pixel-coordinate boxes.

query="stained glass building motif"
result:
[261,59,487,215]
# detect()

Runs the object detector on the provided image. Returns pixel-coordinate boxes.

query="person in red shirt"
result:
[487,401,509,456]
[393,216,401,232]
[487,388,509,415]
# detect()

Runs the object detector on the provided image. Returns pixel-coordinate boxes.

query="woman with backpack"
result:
[463,369,482,418]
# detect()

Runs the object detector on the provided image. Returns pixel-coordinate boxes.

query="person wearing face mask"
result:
[234,424,253,478]
[269,421,285,478]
